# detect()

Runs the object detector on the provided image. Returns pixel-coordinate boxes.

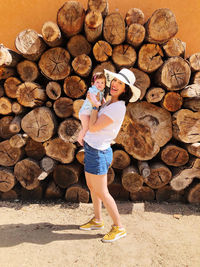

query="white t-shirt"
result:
[84,100,126,150]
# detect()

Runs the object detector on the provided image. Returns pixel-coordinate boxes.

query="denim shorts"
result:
[84,142,113,175]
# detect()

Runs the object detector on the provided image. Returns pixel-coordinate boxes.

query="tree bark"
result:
[39,47,71,80]
[21,107,56,142]
[87,0,108,17]
[45,180,63,199]
[0,140,23,166]
[183,98,200,112]
[0,44,22,67]
[0,168,16,192]
[185,143,200,158]
[108,176,130,201]
[46,81,61,100]
[40,156,57,173]
[16,82,46,107]
[9,133,28,148]
[181,84,200,98]
[63,76,87,99]
[107,167,115,185]
[0,97,12,115]
[122,165,144,193]
[130,186,155,202]
[145,8,178,44]
[17,60,39,82]
[144,162,172,189]
[4,77,21,98]
[191,71,200,84]
[161,144,189,167]
[58,118,81,143]
[9,116,21,134]
[116,101,172,160]
[53,163,82,189]
[76,148,85,165]
[84,11,103,43]
[15,29,46,61]
[67,35,91,57]
[172,109,200,143]
[0,66,15,80]
[43,137,76,164]
[155,57,191,90]
[130,68,151,100]
[53,97,73,118]
[103,12,125,45]
[138,44,164,73]
[127,23,145,48]
[73,99,84,120]
[146,87,165,103]
[156,185,185,202]
[162,38,185,57]
[161,92,183,112]
[42,21,63,47]
[93,40,112,62]
[25,138,46,161]
[125,8,145,25]
[112,149,131,170]
[11,102,25,114]
[65,184,89,203]
[137,161,151,178]
[14,158,42,190]
[57,1,85,37]
[170,158,200,191]
[0,116,14,139]
[92,61,116,76]
[45,101,52,108]
[187,182,200,204]
[188,53,200,72]
[112,44,137,69]
[72,54,92,77]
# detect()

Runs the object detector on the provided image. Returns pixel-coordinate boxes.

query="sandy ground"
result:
[0,201,200,267]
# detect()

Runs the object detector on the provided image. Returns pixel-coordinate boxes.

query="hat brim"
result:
[104,69,141,102]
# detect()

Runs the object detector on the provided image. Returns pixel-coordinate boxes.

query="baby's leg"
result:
[77,114,90,146]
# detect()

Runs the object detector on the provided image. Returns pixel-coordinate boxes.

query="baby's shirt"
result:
[79,85,104,117]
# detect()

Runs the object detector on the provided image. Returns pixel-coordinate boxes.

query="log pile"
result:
[0,0,200,204]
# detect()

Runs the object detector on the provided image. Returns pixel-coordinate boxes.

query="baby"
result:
[77,72,106,146]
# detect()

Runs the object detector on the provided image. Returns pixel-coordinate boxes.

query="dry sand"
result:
[0,200,200,267]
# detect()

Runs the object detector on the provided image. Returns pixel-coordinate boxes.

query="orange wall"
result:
[0,0,200,57]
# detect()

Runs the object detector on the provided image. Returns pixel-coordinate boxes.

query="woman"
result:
[79,68,141,243]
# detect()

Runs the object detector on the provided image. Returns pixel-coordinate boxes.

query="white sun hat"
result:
[104,68,141,102]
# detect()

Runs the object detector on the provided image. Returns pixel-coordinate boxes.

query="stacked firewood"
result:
[0,0,200,204]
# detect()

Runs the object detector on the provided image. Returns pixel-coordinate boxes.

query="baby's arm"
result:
[88,86,101,107]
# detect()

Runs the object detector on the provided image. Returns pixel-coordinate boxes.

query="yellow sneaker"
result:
[79,218,104,231]
[102,226,127,243]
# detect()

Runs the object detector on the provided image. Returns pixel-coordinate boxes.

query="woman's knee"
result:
[95,188,110,200]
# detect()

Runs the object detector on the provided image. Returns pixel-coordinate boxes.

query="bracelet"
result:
[92,106,99,110]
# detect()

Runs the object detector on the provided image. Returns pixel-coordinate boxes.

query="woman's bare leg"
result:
[85,171,123,227]
[85,172,103,221]
[90,191,103,222]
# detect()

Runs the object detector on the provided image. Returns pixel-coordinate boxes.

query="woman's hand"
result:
[87,92,101,108]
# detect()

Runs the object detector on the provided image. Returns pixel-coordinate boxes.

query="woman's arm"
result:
[87,91,114,132]
[89,109,113,132]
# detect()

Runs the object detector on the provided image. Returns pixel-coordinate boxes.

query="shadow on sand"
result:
[0,222,102,247]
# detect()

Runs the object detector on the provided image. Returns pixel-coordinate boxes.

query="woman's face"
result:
[110,78,126,98]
